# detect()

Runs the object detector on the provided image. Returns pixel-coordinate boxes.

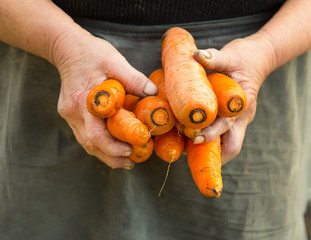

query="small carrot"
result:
[154,127,186,196]
[175,121,201,139]
[87,79,125,118]
[106,108,150,146]
[207,72,247,118]
[134,96,176,136]
[161,27,218,129]
[186,136,223,198]
[148,69,168,101]
[130,137,154,163]
[154,127,185,163]
[123,94,142,112]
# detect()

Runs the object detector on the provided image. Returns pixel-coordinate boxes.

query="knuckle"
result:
[84,138,97,153]
[227,142,242,159]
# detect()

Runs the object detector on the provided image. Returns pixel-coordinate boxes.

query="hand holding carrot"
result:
[53,28,158,169]
[193,34,276,165]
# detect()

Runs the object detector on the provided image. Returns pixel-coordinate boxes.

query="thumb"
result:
[194,49,233,73]
[106,52,158,97]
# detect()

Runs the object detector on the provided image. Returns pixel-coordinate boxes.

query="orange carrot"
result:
[106,108,150,146]
[154,127,185,163]
[123,94,142,112]
[175,121,201,139]
[186,136,223,198]
[130,137,154,163]
[161,27,218,129]
[87,79,125,118]
[148,69,168,101]
[207,72,247,117]
[134,96,176,136]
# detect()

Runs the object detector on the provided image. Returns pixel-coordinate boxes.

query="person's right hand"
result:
[51,28,158,170]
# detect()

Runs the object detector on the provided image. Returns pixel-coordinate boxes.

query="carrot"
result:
[130,137,154,163]
[154,127,186,196]
[207,72,247,117]
[154,127,185,163]
[134,96,176,136]
[106,108,150,146]
[87,79,125,118]
[186,136,223,198]
[175,121,201,139]
[161,27,218,129]
[123,94,142,112]
[148,69,168,101]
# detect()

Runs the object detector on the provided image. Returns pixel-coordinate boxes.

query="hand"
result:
[193,34,276,165]
[51,28,158,169]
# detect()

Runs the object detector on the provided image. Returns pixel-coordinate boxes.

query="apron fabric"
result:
[0,11,311,240]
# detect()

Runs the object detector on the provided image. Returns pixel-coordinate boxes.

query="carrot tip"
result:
[151,107,169,126]
[189,109,206,124]
[94,91,110,106]
[227,97,243,113]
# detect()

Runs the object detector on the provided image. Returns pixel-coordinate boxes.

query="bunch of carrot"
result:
[85,27,247,199]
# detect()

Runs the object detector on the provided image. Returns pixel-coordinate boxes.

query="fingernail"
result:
[195,50,212,61]
[193,136,205,144]
[143,81,158,96]
[123,159,134,170]
[122,150,132,157]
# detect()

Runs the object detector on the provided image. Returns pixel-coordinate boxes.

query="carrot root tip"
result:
[189,109,206,124]
[94,91,110,106]
[151,107,169,126]
[227,97,243,113]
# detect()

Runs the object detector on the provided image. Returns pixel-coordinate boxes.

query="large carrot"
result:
[207,72,247,118]
[161,27,218,129]
[186,136,223,198]
[87,79,125,118]
[154,127,185,163]
[134,96,176,136]
[106,108,150,146]
[148,69,168,101]
[130,137,154,163]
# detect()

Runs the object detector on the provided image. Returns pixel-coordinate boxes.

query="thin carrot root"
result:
[158,158,173,197]
[86,79,125,118]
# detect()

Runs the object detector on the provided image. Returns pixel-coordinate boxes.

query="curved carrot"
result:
[175,121,201,139]
[106,108,150,146]
[87,79,125,118]
[161,27,218,129]
[148,69,168,101]
[207,72,247,117]
[154,127,185,163]
[123,94,142,112]
[130,137,154,163]
[134,96,176,136]
[186,136,223,198]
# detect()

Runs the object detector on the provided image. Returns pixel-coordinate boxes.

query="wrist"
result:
[245,30,278,79]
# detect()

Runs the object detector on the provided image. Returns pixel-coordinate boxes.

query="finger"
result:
[194,49,232,73]
[105,51,158,97]
[220,118,247,165]
[83,111,133,157]
[193,116,235,144]
[72,119,135,169]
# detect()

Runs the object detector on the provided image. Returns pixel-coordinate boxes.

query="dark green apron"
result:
[0,11,310,240]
